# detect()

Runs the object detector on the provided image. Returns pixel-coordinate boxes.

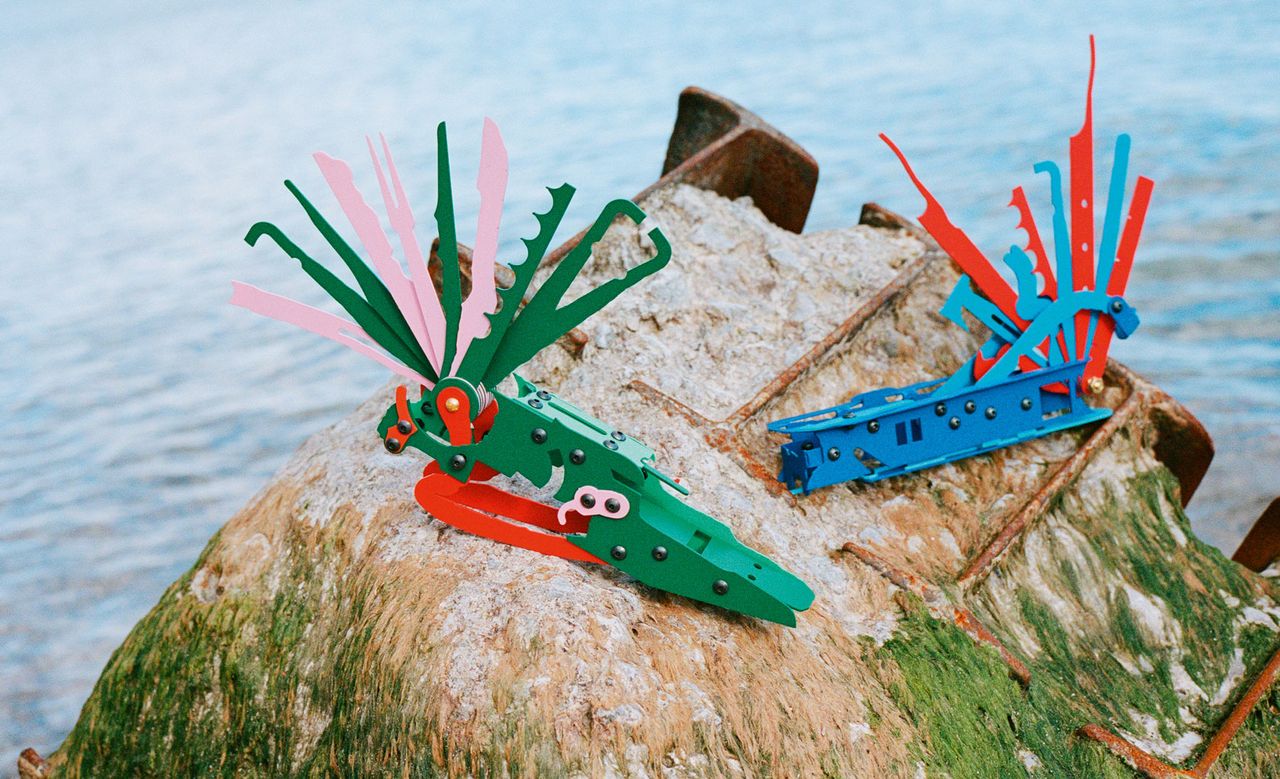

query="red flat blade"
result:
[1083,175,1153,385]
[1069,36,1099,358]
[882,133,1027,330]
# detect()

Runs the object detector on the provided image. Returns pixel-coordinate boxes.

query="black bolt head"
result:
[949,417,961,430]
[964,400,977,414]
[579,493,596,509]
[528,398,543,409]
[610,545,627,560]
[531,428,548,444]
[1111,299,1124,313]
[569,449,586,465]
[801,441,815,451]
[651,545,668,561]
[712,579,729,596]
[935,403,947,416]
[1021,398,1033,411]
[827,447,841,461]
[384,437,402,453]
[868,420,880,433]
[449,454,467,471]
[985,407,997,420]
[611,430,626,441]
[536,389,552,400]
[396,420,413,435]
[604,498,621,513]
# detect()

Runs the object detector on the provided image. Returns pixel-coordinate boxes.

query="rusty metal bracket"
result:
[658,87,819,233]
[1232,497,1280,572]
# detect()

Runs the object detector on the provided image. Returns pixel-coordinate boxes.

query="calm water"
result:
[2,0,1277,763]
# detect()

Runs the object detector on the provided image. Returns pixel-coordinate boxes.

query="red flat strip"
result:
[450,480,592,535]
[1083,175,1154,385]
[415,470,602,563]
[1070,36,1098,357]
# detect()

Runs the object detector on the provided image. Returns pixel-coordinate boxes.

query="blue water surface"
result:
[1,0,1277,763]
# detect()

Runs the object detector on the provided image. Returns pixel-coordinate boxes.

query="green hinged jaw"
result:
[236,119,814,626]
[378,376,814,626]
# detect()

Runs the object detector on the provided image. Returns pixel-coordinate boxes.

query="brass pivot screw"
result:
[1087,377,1105,395]
[443,397,461,413]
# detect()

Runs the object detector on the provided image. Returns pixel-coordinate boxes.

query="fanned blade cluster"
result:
[882,35,1153,394]
[231,120,672,392]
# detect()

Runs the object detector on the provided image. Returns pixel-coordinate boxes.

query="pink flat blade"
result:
[230,282,432,387]
[370,134,449,375]
[452,118,508,375]
[314,151,441,375]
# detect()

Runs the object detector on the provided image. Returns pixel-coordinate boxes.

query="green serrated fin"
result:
[283,181,434,372]
[434,123,463,377]
[482,199,668,384]
[245,221,435,380]
[459,183,575,387]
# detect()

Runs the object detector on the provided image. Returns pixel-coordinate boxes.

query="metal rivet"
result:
[1111,299,1124,313]
[384,438,402,453]
[802,441,815,451]
[580,493,596,509]
[449,454,467,471]
[949,417,961,430]
[1021,398,1033,410]
[651,546,668,561]
[985,407,997,420]
[443,397,460,413]
[396,420,413,435]
[611,430,626,441]
[935,403,947,416]
[868,420,880,433]
[605,498,621,513]
[964,400,977,414]
[569,449,586,465]
[604,439,619,451]
[827,447,841,461]
[528,398,543,409]
[712,580,729,595]
[531,428,547,444]
[536,389,552,400]
[610,545,627,560]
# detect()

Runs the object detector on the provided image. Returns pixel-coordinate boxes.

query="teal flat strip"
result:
[1032,160,1075,360]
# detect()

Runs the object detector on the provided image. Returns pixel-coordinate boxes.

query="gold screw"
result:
[1087,377,1105,395]
[443,397,461,412]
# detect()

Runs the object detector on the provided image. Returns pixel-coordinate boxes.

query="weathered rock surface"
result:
[32,185,1280,778]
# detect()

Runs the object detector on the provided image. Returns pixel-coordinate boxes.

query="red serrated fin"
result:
[1009,186,1055,299]
[1070,36,1098,357]
[1083,175,1153,385]
[1008,184,1065,378]
[882,134,1026,328]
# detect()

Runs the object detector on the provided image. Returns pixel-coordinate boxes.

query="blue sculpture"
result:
[770,38,1154,495]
